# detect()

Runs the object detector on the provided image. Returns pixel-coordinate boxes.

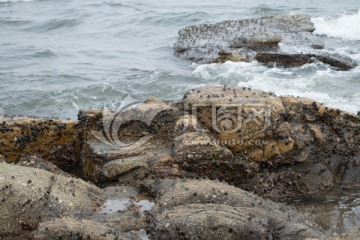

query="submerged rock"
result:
[174,14,358,70]
[255,52,358,70]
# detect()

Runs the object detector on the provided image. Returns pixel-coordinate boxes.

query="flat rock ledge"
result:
[174,14,358,70]
[0,85,360,239]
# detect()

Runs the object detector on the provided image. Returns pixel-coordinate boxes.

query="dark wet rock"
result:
[103,155,150,179]
[292,185,360,237]
[172,86,360,202]
[145,178,323,240]
[78,98,181,183]
[255,52,358,70]
[174,14,358,70]
[11,155,71,176]
[0,116,82,175]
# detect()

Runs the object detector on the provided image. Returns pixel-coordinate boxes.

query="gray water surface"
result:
[0,0,359,118]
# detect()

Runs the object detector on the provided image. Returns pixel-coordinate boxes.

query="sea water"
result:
[0,0,359,118]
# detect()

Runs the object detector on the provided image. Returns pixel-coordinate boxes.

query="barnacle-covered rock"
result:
[175,14,358,70]
[145,178,323,240]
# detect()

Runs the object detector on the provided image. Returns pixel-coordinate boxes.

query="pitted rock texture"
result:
[0,117,81,174]
[0,86,359,238]
[0,163,104,239]
[144,178,323,240]
[174,14,358,70]
[35,217,148,240]
[174,86,360,201]
[1,87,359,202]
[78,97,181,183]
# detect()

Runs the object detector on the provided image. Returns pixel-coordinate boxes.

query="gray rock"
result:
[346,225,360,240]
[174,14,357,70]
[146,178,323,240]
[255,52,358,70]
[0,163,104,238]
[35,217,149,240]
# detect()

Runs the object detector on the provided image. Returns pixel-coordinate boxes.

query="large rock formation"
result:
[143,178,323,240]
[0,163,151,239]
[0,117,81,173]
[73,86,360,203]
[174,14,358,70]
[0,162,104,239]
[0,85,359,239]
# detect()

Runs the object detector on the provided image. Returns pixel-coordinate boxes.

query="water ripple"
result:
[23,18,81,32]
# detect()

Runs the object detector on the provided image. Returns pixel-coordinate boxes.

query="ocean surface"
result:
[0,0,360,119]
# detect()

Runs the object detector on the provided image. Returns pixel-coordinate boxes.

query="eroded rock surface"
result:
[0,163,104,239]
[174,14,358,70]
[143,178,323,240]
[35,217,148,240]
[0,117,81,174]
[173,86,360,202]
[0,86,359,239]
[255,52,358,70]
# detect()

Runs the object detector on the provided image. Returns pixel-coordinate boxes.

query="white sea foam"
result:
[193,61,360,114]
[312,10,360,41]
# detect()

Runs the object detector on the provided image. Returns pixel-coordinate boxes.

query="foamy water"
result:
[193,9,360,115]
[193,60,360,114]
[312,10,360,41]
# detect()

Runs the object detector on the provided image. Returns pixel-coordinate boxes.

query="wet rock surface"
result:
[255,52,358,70]
[0,86,359,239]
[174,14,358,70]
[0,117,81,174]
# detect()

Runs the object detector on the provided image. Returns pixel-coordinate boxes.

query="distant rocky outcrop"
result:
[174,14,358,70]
[0,85,360,239]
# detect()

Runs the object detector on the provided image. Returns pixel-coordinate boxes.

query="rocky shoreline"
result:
[0,85,359,239]
[1,13,360,240]
[174,14,358,70]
